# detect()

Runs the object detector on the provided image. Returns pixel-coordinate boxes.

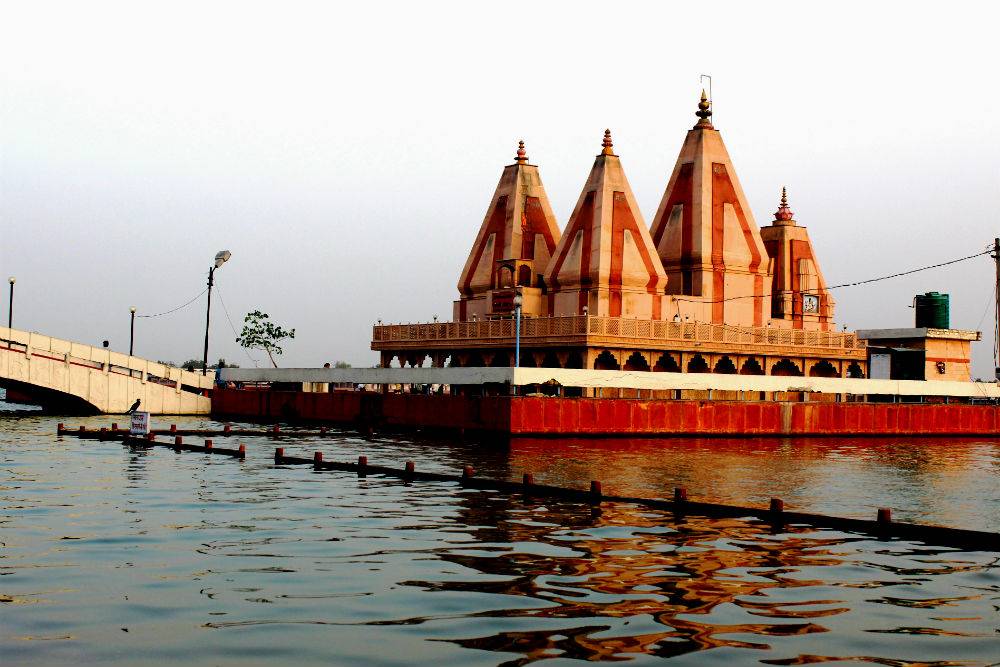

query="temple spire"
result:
[515,140,527,163]
[694,89,713,129]
[773,186,795,224]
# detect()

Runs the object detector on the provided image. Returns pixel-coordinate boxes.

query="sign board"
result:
[130,411,150,435]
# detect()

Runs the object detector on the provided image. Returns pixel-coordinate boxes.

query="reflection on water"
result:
[2,415,999,666]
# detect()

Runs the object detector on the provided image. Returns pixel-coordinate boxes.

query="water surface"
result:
[2,415,998,665]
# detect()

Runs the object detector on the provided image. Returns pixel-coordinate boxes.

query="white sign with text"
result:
[130,411,150,435]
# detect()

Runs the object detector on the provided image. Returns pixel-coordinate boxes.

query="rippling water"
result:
[2,414,999,665]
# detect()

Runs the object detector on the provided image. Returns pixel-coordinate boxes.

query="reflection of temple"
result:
[373,93,866,380]
[435,493,838,663]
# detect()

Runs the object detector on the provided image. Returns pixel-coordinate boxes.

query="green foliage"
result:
[334,360,351,368]
[179,358,238,371]
[237,310,295,368]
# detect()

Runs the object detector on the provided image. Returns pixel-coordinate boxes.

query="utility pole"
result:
[203,266,214,376]
[129,306,136,356]
[203,250,232,376]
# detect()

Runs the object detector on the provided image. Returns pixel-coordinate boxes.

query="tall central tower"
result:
[650,92,771,326]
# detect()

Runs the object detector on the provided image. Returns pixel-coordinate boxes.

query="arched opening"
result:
[594,350,620,370]
[771,358,803,377]
[687,355,710,374]
[847,362,865,378]
[623,352,650,372]
[713,356,737,374]
[740,357,765,375]
[496,264,515,289]
[541,351,561,368]
[653,353,681,373]
[467,351,485,368]
[517,265,532,287]
[809,360,838,378]
[0,379,100,415]
[447,355,462,368]
[490,352,510,367]
[565,351,584,369]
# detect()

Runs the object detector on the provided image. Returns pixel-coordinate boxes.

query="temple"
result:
[374,94,868,383]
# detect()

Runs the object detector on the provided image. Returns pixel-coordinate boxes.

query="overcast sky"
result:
[2,1,999,375]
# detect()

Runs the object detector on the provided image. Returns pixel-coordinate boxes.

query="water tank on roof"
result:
[914,292,949,329]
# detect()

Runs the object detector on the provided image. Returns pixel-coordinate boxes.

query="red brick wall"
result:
[213,390,1000,436]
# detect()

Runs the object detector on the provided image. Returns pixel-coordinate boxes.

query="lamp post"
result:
[129,307,136,356]
[513,291,523,369]
[203,250,231,376]
[7,277,14,329]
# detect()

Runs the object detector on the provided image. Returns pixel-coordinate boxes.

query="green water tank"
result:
[914,292,950,329]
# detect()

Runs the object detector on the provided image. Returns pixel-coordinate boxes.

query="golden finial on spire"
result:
[515,140,527,163]
[695,89,713,128]
[601,129,614,155]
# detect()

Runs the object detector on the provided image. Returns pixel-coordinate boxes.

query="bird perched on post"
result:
[127,399,141,414]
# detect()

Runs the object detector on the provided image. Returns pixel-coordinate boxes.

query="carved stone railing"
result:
[372,316,865,350]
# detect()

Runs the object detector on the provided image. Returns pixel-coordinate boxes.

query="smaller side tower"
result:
[454,141,561,321]
[759,188,835,330]
[544,130,668,319]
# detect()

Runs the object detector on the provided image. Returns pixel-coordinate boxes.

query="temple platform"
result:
[214,367,1000,437]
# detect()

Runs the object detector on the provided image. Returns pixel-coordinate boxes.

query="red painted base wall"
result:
[211,390,1000,437]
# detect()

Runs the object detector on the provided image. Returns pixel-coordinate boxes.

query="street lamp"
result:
[7,277,14,330]
[203,250,232,375]
[129,307,136,356]
[513,291,523,369]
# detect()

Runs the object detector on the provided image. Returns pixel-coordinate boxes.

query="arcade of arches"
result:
[382,348,866,379]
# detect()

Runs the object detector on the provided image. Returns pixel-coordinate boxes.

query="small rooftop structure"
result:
[858,328,981,382]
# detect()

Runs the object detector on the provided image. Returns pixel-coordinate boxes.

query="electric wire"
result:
[673,247,993,305]
[213,283,260,368]
[136,288,208,318]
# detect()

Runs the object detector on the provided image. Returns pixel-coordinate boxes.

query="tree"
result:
[179,358,237,371]
[334,361,351,368]
[237,310,295,368]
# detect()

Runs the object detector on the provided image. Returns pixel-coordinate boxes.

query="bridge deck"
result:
[1,326,212,414]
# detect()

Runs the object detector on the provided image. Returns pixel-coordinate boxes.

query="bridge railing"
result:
[0,326,213,392]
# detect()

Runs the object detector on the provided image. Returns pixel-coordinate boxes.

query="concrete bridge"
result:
[1,326,212,414]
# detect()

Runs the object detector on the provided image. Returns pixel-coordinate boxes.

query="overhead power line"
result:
[136,288,208,318]
[675,246,993,305]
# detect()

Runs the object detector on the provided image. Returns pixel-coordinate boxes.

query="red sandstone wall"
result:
[213,389,363,422]
[507,397,1000,436]
[212,390,1000,436]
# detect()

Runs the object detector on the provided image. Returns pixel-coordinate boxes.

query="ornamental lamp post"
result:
[7,277,14,329]
[129,307,136,356]
[203,250,231,376]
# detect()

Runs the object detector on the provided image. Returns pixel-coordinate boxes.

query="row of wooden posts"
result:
[56,423,995,551]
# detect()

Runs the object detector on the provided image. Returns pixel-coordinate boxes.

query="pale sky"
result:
[2,1,999,375]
